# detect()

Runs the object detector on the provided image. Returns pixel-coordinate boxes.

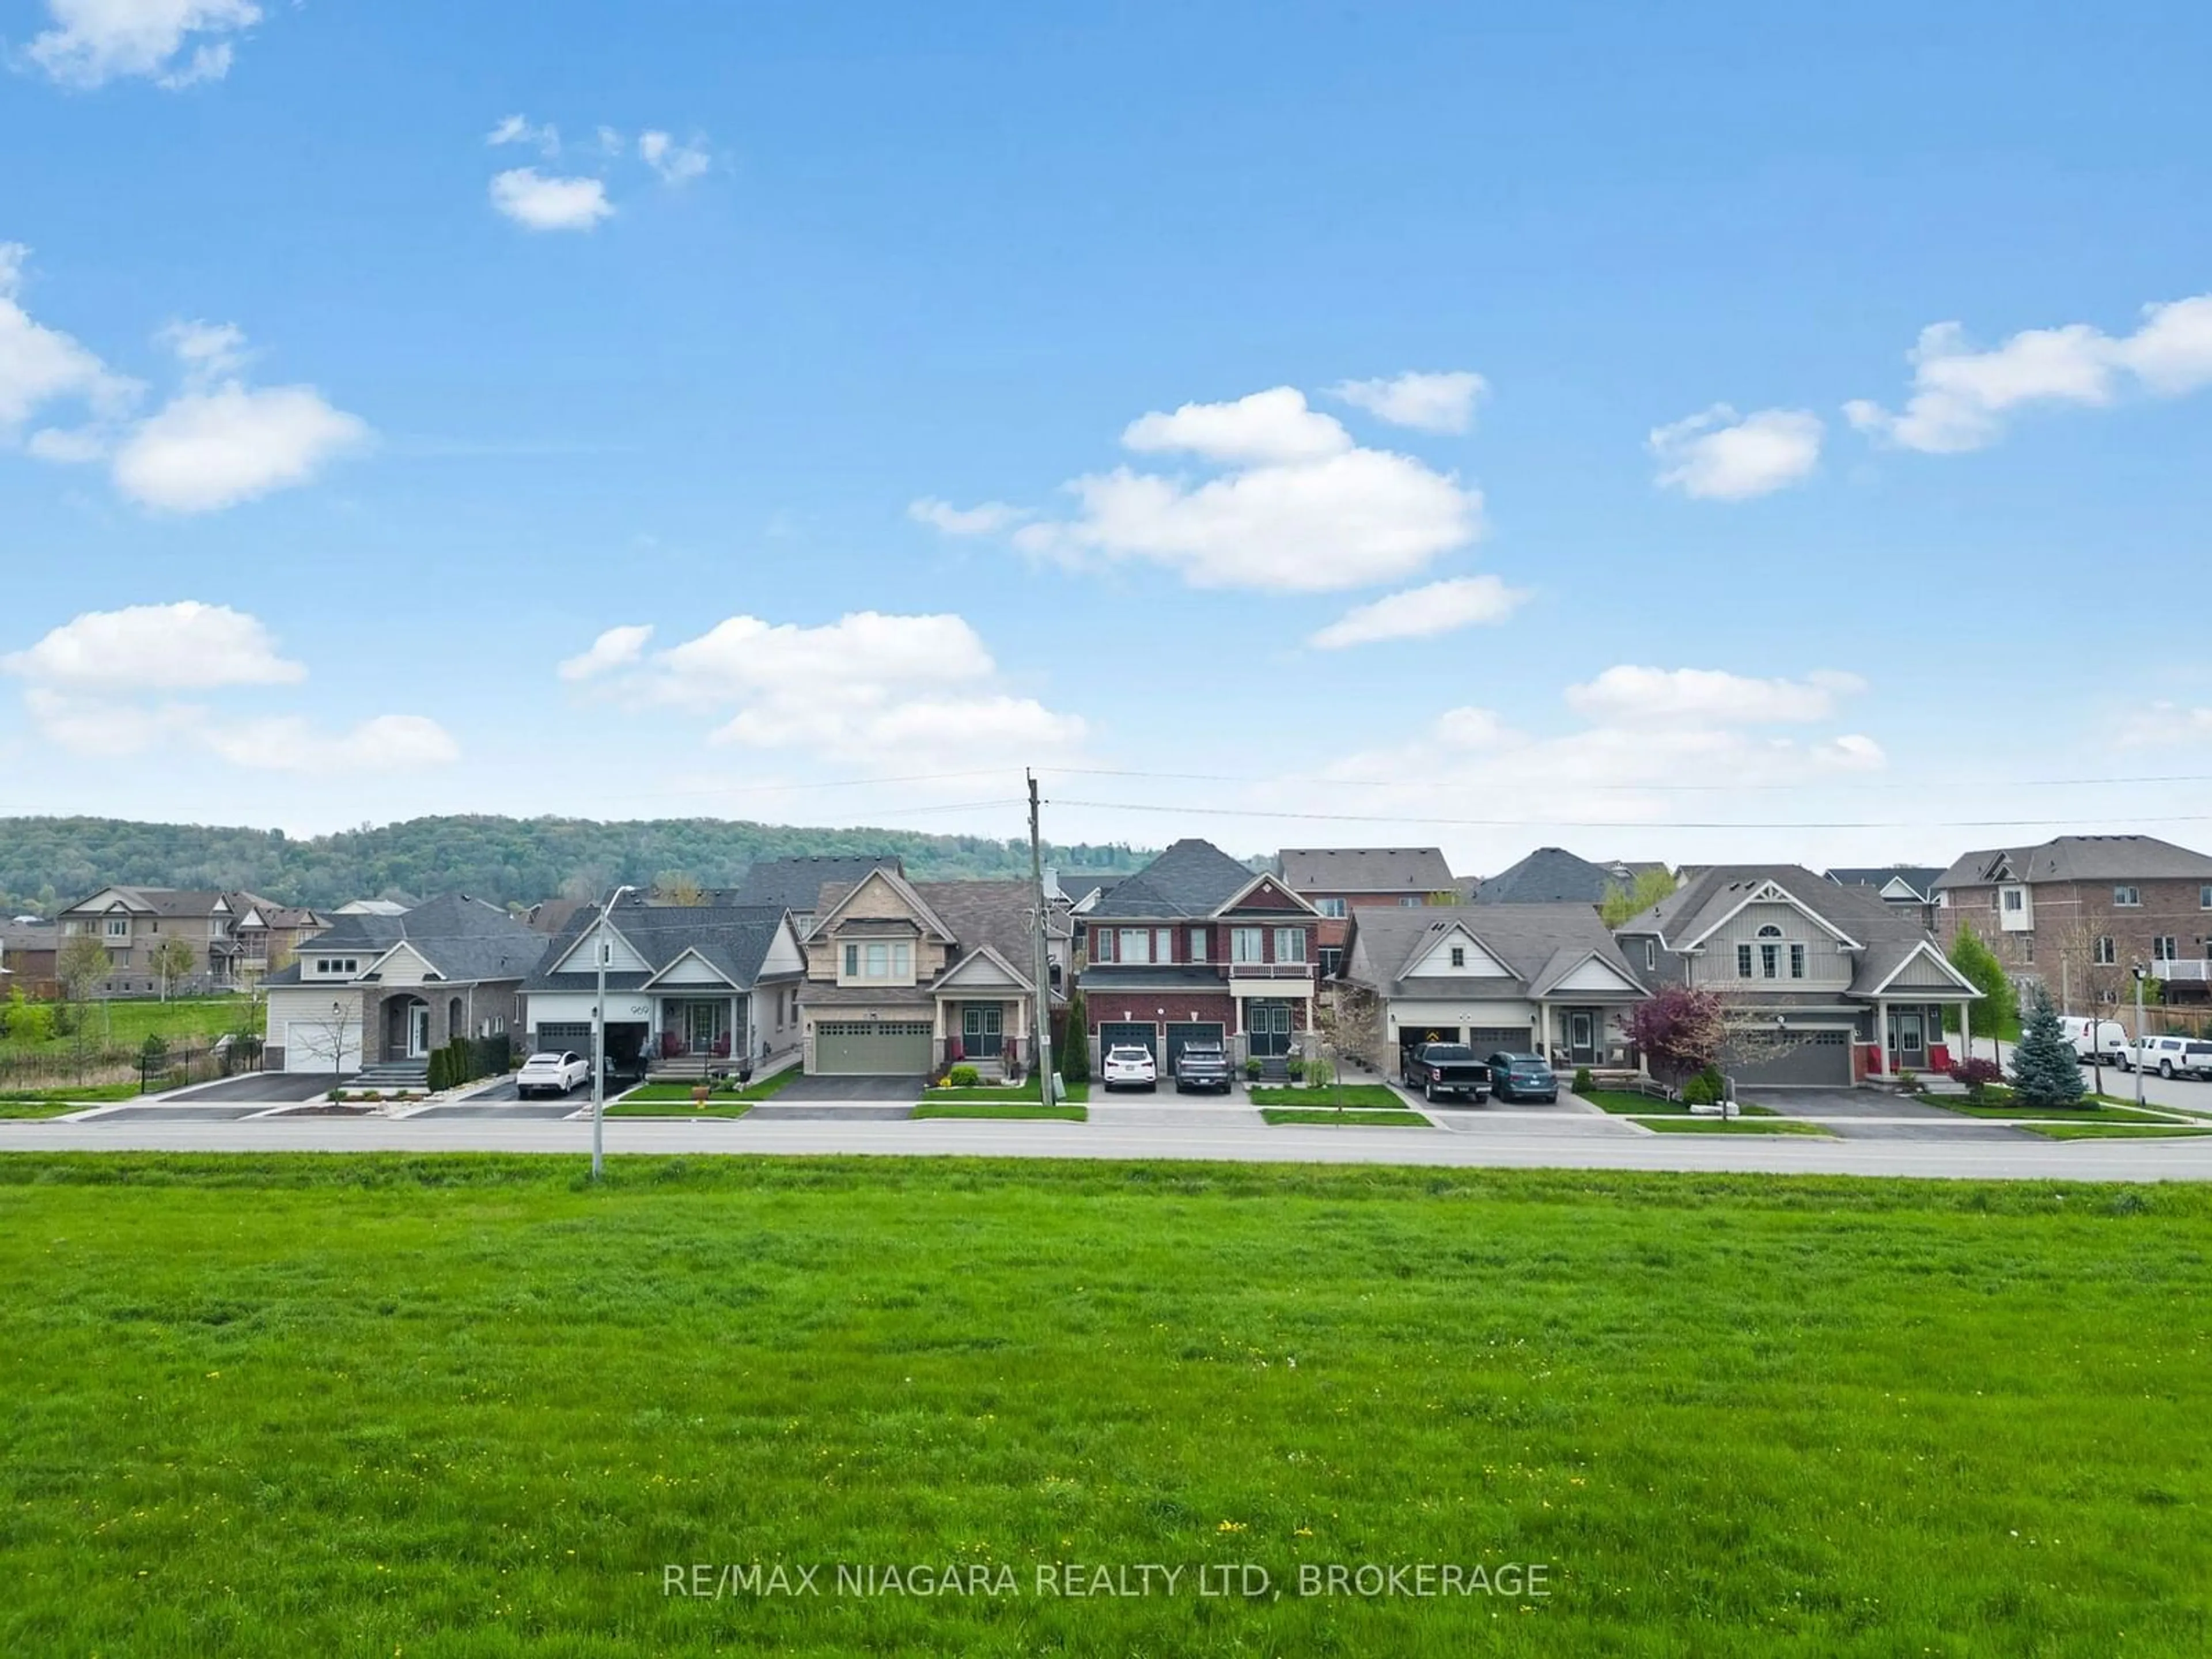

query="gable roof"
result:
[1934,835,2212,890]
[524,900,798,993]
[262,893,542,986]
[1473,848,1619,906]
[1825,866,1944,902]
[730,854,905,912]
[812,868,957,941]
[60,885,278,921]
[1342,902,1648,1002]
[1278,847,1455,895]
[1090,839,1263,919]
[1624,866,1866,952]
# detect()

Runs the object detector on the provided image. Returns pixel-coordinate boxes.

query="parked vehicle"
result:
[1101,1044,1159,1092]
[1483,1051,1558,1103]
[2058,1017,2129,1066]
[2129,1034,2212,1081]
[517,1051,590,1097]
[1172,1041,1233,1094]
[1400,1042,1489,1103]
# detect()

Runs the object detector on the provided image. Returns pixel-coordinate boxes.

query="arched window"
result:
[1756,924,1783,938]
[1755,925,1782,978]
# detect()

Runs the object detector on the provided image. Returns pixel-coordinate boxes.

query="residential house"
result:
[798,870,1064,1075]
[1278,847,1456,975]
[0,918,58,998]
[1616,866,1980,1085]
[1077,839,1320,1069]
[260,895,546,1075]
[1934,834,2212,1009]
[521,897,590,937]
[1825,866,1944,929]
[521,896,807,1074]
[335,899,410,917]
[1474,849,1665,907]
[56,886,324,996]
[729,854,906,937]
[1335,903,1650,1071]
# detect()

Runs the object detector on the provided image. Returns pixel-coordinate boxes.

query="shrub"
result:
[947,1063,980,1088]
[1949,1056,2003,1100]
[1681,1066,1727,1107]
[1058,990,1089,1084]
[1304,1057,1335,1090]
[1285,1057,1306,1082]
[1572,1065,1594,1093]
[2012,987,2085,1108]
[1244,1058,1263,1079]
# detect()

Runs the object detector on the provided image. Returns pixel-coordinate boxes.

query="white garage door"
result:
[284,1019,362,1073]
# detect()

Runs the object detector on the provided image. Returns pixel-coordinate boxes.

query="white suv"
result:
[1101,1045,1158,1092]
[2129,1035,2212,1081]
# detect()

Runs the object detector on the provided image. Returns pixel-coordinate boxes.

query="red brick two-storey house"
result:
[1078,838,1321,1070]
[1278,847,1456,976]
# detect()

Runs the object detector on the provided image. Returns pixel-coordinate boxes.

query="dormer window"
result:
[1449,945,1465,968]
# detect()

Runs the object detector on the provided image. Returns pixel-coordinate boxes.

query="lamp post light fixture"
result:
[591,884,637,1181]
[2131,965,2148,1109]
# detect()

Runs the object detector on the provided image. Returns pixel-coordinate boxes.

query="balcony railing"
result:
[1228,962,1316,980]
[2153,960,2212,983]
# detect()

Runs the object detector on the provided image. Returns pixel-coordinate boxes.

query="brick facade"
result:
[1942,876,2212,1008]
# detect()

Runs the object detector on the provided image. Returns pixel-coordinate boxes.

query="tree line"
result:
[0,814,1157,915]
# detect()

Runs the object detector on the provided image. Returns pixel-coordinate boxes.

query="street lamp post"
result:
[591,884,637,1181]
[2132,965,2147,1110]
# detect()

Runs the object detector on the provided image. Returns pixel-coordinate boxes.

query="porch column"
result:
[1533,998,1548,1059]
[1873,998,1888,1075]
[730,994,743,1061]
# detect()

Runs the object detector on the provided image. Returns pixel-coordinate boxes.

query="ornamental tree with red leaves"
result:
[1626,982,1727,1086]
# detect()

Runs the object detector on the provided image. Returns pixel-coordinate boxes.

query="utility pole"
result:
[1028,771,1056,1103]
[591,884,636,1181]
[2132,964,2147,1109]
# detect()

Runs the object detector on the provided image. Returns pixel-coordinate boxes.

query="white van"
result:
[2128,1033,2212,1080]
[2059,1017,2129,1065]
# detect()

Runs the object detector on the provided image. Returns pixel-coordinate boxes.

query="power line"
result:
[1046,796,2212,834]
[1039,764,2212,794]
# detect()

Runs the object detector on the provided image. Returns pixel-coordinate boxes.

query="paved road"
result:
[1745,1086,2036,1143]
[6,1109,2210,1180]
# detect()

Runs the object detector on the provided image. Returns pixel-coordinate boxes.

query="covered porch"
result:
[652,993,751,1069]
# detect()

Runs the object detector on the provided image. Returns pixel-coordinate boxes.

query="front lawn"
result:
[0,1156,2206,1654]
[1247,1084,1405,1109]
[925,1080,1091,1104]
[2019,1123,2212,1141]
[1581,1088,1776,1117]
[602,1099,753,1119]
[1630,1116,1832,1135]
[0,1099,96,1119]
[1257,1107,1432,1127]
[911,1103,1089,1122]
[615,1066,802,1105]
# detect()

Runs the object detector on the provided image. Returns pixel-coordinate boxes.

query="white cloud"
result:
[908,497,1027,535]
[487,113,560,157]
[558,623,653,682]
[604,610,1085,765]
[2118,701,2212,747]
[489,168,615,232]
[197,713,460,772]
[1308,575,1528,649]
[112,381,369,512]
[5,601,455,772]
[1563,665,1864,726]
[25,0,259,88]
[1122,386,1353,465]
[1649,405,1824,500]
[1846,293,2212,453]
[1331,370,1488,434]
[0,244,140,431]
[1012,385,1483,592]
[159,317,249,381]
[638,130,710,185]
[2,600,304,690]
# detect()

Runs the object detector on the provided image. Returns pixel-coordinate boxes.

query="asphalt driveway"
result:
[164,1072,354,1104]
[774,1074,925,1101]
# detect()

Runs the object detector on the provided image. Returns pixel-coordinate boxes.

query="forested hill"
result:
[0,816,1156,915]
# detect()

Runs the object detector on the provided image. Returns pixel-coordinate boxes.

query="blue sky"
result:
[3,1,2210,874]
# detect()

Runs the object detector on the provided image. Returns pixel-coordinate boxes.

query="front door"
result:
[1890,1008,1925,1067]
[1248,1001,1293,1058]
[1569,1010,1596,1064]
[408,1003,430,1058]
[685,1001,722,1055]
[961,1005,1004,1058]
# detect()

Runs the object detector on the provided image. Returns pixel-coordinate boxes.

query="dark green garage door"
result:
[1165,1022,1224,1065]
[1730,1028,1853,1088]
[1099,1021,1157,1059]
[816,1020,933,1074]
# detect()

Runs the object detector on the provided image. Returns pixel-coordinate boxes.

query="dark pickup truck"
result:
[1401,1042,1490,1103]
[1173,1041,1233,1094]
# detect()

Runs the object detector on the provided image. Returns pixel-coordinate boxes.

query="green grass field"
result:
[1258,1107,1432,1127]
[911,1103,1089,1122]
[1922,1096,2187,1124]
[617,1067,804,1105]
[1247,1084,1404,1109]
[1630,1116,1833,1135]
[0,1156,2205,1655]
[2020,1123,2212,1141]
[0,995,257,1058]
[926,1080,1092,1105]
[1581,1089,1777,1117]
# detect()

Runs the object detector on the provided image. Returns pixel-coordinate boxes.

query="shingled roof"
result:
[262,893,543,986]
[524,899,798,993]
[730,854,906,913]
[1935,835,2212,890]
[1088,839,1268,919]
[1342,903,1648,1001]
[1279,847,1456,894]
